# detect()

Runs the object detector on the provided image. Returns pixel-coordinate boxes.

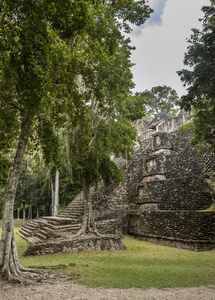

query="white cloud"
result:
[130,0,210,97]
[145,0,168,26]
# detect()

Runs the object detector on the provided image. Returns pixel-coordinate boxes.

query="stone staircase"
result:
[19,192,85,243]
[58,192,84,219]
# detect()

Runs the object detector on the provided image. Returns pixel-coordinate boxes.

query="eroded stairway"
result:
[19,192,84,243]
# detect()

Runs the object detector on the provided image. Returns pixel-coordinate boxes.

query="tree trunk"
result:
[17,208,20,220]
[0,118,42,282]
[53,169,59,216]
[36,205,40,219]
[51,178,55,216]
[22,203,26,226]
[74,173,98,237]
[27,204,32,220]
[51,169,59,217]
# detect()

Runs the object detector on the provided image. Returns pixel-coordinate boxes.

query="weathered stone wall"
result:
[136,112,190,136]
[90,125,215,249]
[158,177,213,210]
[124,124,215,251]
[166,131,215,178]
[128,211,215,251]
[25,235,126,256]
[128,130,215,209]
[90,115,215,250]
[88,157,129,235]
[97,219,124,235]
[137,176,213,211]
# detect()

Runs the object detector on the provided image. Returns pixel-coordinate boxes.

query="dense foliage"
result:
[0,0,153,229]
[124,85,180,122]
[124,91,149,121]
[146,85,180,117]
[177,0,215,151]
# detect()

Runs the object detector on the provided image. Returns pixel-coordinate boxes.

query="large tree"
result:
[177,1,215,151]
[0,0,93,281]
[124,91,149,121]
[65,112,137,236]
[146,85,180,117]
[124,85,179,122]
[0,0,152,282]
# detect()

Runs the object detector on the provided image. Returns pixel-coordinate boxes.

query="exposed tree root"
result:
[1,266,47,284]
[73,174,103,238]
[0,230,46,284]
[0,118,48,284]
[1,263,48,285]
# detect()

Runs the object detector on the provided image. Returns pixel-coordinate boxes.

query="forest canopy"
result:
[0,0,153,281]
[177,0,215,151]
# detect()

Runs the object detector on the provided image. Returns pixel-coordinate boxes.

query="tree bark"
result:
[51,178,55,216]
[27,204,32,220]
[53,169,59,216]
[17,208,20,220]
[74,172,98,237]
[0,117,42,282]
[22,203,26,226]
[51,169,59,217]
[36,205,40,219]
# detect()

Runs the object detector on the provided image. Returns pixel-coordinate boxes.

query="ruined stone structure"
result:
[20,113,215,253]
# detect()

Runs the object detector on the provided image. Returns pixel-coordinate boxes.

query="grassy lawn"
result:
[0,226,215,290]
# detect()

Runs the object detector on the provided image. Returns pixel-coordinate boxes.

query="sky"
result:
[130,0,210,97]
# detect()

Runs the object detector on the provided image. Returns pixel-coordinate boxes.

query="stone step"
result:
[59,208,84,215]
[61,213,83,217]
[31,218,47,223]
[40,219,61,226]
[60,211,79,215]
[35,231,47,240]
[23,223,40,232]
[42,216,75,223]
[20,222,41,237]
[23,220,46,229]
[23,219,40,227]
[54,224,81,231]
[42,223,55,230]
[66,201,84,205]
[21,219,48,233]
[19,192,85,243]
[59,215,82,220]
[58,216,76,221]
[34,218,80,230]
[58,218,79,224]
[24,220,38,226]
[55,216,78,221]
[19,232,41,244]
[22,226,33,233]
[59,212,82,216]
[19,227,32,237]
[59,209,84,216]
[23,223,36,229]
[39,228,52,235]
[41,216,59,221]
[65,202,83,207]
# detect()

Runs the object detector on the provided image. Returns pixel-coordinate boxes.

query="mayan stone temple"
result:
[20,113,215,254]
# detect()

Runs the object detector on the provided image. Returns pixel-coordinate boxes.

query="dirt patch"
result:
[0,276,215,300]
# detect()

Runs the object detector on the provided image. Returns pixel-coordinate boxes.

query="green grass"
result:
[1,227,215,290]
